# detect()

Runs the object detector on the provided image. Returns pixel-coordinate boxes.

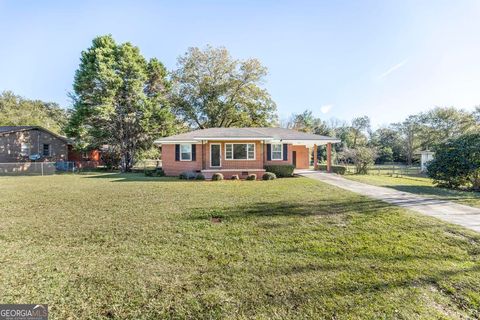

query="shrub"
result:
[144,168,165,177]
[212,173,224,181]
[264,165,294,177]
[262,172,277,180]
[231,175,240,180]
[179,171,197,180]
[195,173,205,180]
[339,147,377,174]
[428,133,480,190]
[316,165,347,175]
[246,174,257,180]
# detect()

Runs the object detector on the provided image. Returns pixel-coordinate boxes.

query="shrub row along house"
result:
[154,127,340,179]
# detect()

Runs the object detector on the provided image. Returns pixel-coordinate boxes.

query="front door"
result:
[292,151,297,168]
[210,144,221,167]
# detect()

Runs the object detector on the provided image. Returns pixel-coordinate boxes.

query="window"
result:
[271,144,283,160]
[180,144,192,161]
[42,144,50,157]
[20,143,30,156]
[225,143,255,160]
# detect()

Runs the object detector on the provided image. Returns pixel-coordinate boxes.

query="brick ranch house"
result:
[0,126,69,162]
[0,126,102,165]
[154,127,340,179]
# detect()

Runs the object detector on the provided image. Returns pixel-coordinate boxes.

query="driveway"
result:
[297,170,480,233]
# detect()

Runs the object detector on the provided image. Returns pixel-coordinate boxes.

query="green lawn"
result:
[1,174,480,319]
[345,174,480,209]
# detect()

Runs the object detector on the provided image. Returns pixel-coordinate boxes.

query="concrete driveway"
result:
[297,170,480,233]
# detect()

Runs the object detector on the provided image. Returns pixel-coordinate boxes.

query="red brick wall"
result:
[161,141,311,176]
[204,141,264,170]
[161,144,202,176]
[291,145,310,169]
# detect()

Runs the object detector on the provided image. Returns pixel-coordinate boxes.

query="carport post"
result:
[313,144,318,170]
[326,143,332,173]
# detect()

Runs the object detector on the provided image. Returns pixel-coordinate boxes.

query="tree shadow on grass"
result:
[188,197,394,222]
[81,173,184,182]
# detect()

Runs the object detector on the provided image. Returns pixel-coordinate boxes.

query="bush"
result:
[246,174,257,180]
[231,175,240,180]
[262,172,277,180]
[179,171,197,180]
[316,165,347,175]
[264,165,295,177]
[212,173,224,181]
[339,147,377,174]
[428,133,480,190]
[144,168,165,177]
[195,173,205,180]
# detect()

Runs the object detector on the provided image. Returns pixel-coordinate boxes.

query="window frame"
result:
[224,143,256,160]
[42,144,50,157]
[179,144,192,161]
[271,143,283,161]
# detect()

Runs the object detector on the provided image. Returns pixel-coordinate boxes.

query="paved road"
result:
[297,170,480,233]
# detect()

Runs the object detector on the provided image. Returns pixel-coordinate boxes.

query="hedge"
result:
[264,165,295,177]
[144,168,165,177]
[316,165,347,175]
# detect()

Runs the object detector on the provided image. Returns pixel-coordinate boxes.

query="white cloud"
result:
[378,59,408,79]
[320,104,333,114]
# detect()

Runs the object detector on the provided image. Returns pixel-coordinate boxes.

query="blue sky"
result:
[1,0,480,128]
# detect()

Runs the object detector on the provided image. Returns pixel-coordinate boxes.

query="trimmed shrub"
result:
[195,173,205,180]
[316,165,347,175]
[231,175,240,180]
[262,172,277,180]
[246,174,257,180]
[144,168,165,177]
[265,165,294,177]
[212,173,224,181]
[179,171,197,180]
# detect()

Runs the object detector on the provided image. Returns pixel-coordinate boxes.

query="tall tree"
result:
[393,115,421,165]
[171,46,277,128]
[287,110,331,135]
[0,91,68,134]
[417,107,477,149]
[66,35,175,172]
[351,116,371,148]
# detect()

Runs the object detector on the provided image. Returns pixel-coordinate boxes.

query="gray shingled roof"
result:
[0,126,37,133]
[155,127,340,143]
[0,126,69,142]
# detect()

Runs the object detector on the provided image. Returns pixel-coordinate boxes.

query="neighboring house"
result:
[0,126,68,162]
[67,146,103,168]
[154,127,340,179]
[419,150,435,172]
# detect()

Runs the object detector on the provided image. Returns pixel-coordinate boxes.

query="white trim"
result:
[270,143,283,161]
[194,137,272,141]
[210,143,221,167]
[179,144,192,161]
[225,143,256,161]
[154,140,197,145]
[201,169,266,172]
[281,139,341,146]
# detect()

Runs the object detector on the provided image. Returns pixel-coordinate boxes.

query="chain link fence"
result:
[0,161,103,176]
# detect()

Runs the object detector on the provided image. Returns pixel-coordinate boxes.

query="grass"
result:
[345,174,480,209]
[1,173,480,319]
